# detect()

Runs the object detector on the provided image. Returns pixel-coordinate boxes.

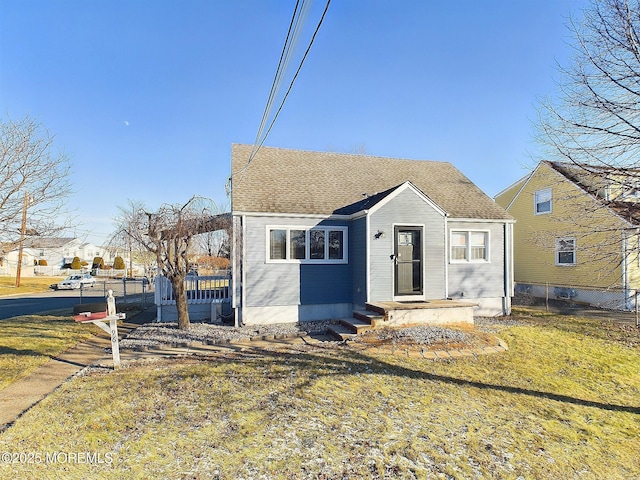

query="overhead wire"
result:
[229,0,332,192]
[249,0,310,163]
[255,0,332,158]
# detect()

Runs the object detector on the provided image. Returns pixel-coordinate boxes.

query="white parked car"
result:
[56,274,96,290]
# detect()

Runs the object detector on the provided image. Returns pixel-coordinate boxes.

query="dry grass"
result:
[0,313,638,479]
[0,276,63,296]
[0,316,95,390]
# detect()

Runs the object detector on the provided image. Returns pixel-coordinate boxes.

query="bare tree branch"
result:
[0,115,72,242]
[537,0,640,169]
[112,196,230,330]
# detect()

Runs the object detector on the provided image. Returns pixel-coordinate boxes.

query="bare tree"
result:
[537,0,640,172]
[110,199,155,277]
[193,229,230,269]
[0,115,72,285]
[529,0,640,285]
[193,199,230,261]
[113,197,229,330]
[0,115,72,239]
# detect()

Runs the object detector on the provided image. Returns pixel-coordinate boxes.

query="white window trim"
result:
[555,236,576,266]
[266,226,348,264]
[534,187,552,215]
[449,230,490,263]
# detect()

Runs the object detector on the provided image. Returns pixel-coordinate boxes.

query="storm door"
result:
[394,226,423,297]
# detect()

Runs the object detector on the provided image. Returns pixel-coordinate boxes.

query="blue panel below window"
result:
[300,264,351,304]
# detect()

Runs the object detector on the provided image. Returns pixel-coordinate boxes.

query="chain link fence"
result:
[515,282,638,312]
[77,278,154,310]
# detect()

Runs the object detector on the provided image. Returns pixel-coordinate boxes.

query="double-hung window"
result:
[450,231,489,262]
[555,237,576,266]
[534,188,552,214]
[267,226,348,263]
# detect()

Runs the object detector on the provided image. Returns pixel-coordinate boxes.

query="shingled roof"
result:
[231,144,512,220]
[545,161,640,225]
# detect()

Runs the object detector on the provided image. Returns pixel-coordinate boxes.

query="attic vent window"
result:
[622,181,640,199]
[534,188,552,215]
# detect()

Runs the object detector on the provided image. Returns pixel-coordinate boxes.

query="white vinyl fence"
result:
[155,271,232,323]
[34,266,130,278]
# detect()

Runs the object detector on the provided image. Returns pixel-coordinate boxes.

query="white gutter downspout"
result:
[240,215,246,327]
[365,212,371,304]
[230,214,245,327]
[505,222,514,314]
[444,215,449,299]
[622,230,630,310]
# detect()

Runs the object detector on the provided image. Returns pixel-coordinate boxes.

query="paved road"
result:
[0,289,105,320]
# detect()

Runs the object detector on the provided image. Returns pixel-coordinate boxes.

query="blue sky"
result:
[1,0,585,246]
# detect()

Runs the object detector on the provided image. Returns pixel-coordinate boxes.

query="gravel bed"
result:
[120,318,511,350]
[120,319,340,349]
[353,325,471,345]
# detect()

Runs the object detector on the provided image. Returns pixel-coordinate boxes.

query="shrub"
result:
[113,256,126,270]
[92,257,104,269]
[212,257,231,269]
[70,257,82,270]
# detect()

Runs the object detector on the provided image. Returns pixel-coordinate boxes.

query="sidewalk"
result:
[0,306,156,433]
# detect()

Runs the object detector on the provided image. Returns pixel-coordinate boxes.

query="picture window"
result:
[267,226,347,263]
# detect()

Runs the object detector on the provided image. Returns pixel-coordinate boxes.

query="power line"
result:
[256,0,332,157]
[231,0,332,189]
[250,0,310,160]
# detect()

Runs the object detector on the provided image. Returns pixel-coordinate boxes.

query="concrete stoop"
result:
[328,299,476,341]
[326,301,509,360]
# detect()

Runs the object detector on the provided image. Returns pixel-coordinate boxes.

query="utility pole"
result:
[128,231,133,278]
[15,191,29,287]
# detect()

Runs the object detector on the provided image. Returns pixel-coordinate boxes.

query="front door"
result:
[394,226,423,297]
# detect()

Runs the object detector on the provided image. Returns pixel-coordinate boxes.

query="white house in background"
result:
[0,237,131,277]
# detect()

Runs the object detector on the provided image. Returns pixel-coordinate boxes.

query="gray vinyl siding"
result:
[350,216,367,307]
[369,188,446,301]
[243,215,351,308]
[447,221,507,298]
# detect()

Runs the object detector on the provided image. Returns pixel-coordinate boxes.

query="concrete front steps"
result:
[328,308,382,341]
[327,300,477,341]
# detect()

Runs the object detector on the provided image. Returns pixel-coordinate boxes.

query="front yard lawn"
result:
[0,277,64,296]
[0,315,95,391]
[0,311,638,479]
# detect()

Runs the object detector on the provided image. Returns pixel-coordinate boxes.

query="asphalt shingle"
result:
[231,144,512,220]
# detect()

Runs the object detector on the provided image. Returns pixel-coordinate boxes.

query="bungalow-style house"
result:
[495,160,640,309]
[229,144,514,326]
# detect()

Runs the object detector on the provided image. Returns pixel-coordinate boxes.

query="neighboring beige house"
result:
[495,161,640,309]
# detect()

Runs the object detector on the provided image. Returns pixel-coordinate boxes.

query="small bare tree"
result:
[110,199,155,277]
[113,197,229,330]
[532,0,640,283]
[0,115,72,285]
[537,0,640,171]
[0,115,72,237]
